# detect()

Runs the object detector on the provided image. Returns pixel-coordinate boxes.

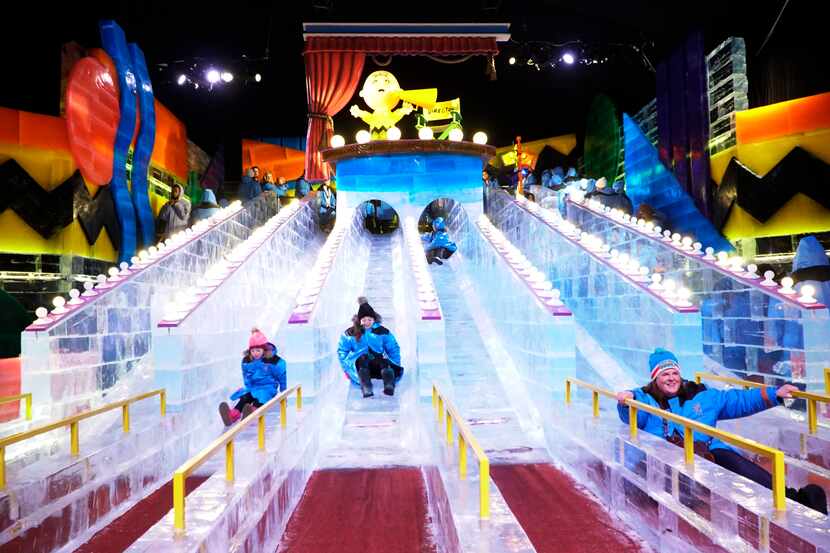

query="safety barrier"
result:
[431,383,490,519]
[0,389,166,489]
[0,393,32,421]
[172,384,302,532]
[695,372,830,434]
[564,377,787,511]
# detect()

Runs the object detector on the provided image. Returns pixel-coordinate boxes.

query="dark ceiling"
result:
[1,1,826,177]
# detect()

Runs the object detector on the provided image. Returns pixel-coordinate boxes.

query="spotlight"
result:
[448,128,463,142]
[254,73,262,82]
[177,74,187,85]
[355,130,371,144]
[221,71,234,83]
[418,127,434,140]
[472,131,488,145]
[330,134,345,148]
[508,56,516,65]
[562,52,576,65]
[206,69,220,84]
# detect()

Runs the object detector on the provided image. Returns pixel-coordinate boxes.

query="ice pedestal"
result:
[568,199,830,391]
[486,188,703,387]
[20,194,280,424]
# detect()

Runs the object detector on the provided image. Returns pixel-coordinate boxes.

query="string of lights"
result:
[154,55,268,90]
[503,38,655,73]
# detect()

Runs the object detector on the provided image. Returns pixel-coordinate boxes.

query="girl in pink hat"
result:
[219,328,287,425]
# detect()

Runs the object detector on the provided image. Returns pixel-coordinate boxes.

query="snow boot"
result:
[797,484,828,514]
[219,402,241,426]
[382,367,395,396]
[358,365,374,397]
[242,403,256,418]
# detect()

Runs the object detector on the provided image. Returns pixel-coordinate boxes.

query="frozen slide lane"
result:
[276,468,435,553]
[490,463,644,553]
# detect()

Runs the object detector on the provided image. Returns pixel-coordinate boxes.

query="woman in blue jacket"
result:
[337,299,403,397]
[616,348,826,513]
[219,329,287,425]
[421,217,457,266]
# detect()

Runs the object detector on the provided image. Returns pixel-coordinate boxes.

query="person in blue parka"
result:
[616,348,826,513]
[219,328,287,425]
[337,299,403,397]
[421,217,457,265]
[239,168,262,202]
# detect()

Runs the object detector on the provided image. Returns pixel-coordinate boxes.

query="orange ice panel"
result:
[242,139,305,181]
[736,92,830,145]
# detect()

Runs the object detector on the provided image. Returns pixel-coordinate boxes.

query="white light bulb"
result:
[386,126,402,140]
[799,284,817,304]
[472,131,488,145]
[448,128,464,142]
[330,134,345,148]
[356,130,371,144]
[207,69,220,84]
[780,277,795,294]
[418,127,434,140]
[34,307,49,321]
[220,71,233,83]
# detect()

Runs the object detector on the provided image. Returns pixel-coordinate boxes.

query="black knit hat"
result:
[357,302,378,320]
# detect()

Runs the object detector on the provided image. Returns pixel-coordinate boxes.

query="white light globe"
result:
[387,127,402,140]
[355,130,371,144]
[220,71,233,83]
[472,131,488,145]
[418,127,434,140]
[330,134,346,148]
[448,128,464,142]
[206,69,220,84]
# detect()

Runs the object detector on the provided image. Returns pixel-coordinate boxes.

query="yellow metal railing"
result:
[695,372,829,434]
[0,389,166,490]
[564,377,788,511]
[0,393,32,421]
[824,368,830,395]
[431,383,490,519]
[173,385,302,532]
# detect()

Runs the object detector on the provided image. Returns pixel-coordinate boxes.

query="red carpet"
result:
[491,463,643,553]
[277,468,435,553]
[72,475,209,553]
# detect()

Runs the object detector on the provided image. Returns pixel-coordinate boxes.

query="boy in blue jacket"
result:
[219,329,287,426]
[337,299,403,397]
[422,217,457,266]
[616,348,826,513]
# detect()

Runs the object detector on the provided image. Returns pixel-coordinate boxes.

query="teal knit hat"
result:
[649,348,680,380]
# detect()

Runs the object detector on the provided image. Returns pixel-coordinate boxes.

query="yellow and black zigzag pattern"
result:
[712,147,830,231]
[0,159,121,249]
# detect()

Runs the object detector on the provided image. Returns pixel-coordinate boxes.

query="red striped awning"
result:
[304,36,498,56]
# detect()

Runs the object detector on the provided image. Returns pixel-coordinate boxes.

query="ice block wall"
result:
[20,195,281,420]
[153,201,321,434]
[486,188,702,385]
[280,207,372,397]
[568,198,830,390]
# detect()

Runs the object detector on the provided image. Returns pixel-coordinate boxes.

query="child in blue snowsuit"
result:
[421,217,457,265]
[616,348,826,513]
[219,329,287,426]
[337,300,403,397]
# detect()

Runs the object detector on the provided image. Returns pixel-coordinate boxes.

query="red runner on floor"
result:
[71,475,209,553]
[277,467,434,553]
[491,463,643,553]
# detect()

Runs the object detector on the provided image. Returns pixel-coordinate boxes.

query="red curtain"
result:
[304,49,365,182]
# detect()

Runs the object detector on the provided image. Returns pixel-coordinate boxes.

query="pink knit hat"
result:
[249,328,269,349]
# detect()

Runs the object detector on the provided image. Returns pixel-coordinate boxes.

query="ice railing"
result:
[402,218,442,321]
[554,388,830,553]
[485,188,702,384]
[153,200,321,426]
[568,197,830,391]
[20,194,281,420]
[281,207,372,397]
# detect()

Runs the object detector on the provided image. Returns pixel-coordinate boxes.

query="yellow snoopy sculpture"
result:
[349,70,437,139]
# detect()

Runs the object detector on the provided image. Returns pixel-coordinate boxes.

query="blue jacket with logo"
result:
[236,355,287,404]
[617,381,781,451]
[337,323,402,385]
